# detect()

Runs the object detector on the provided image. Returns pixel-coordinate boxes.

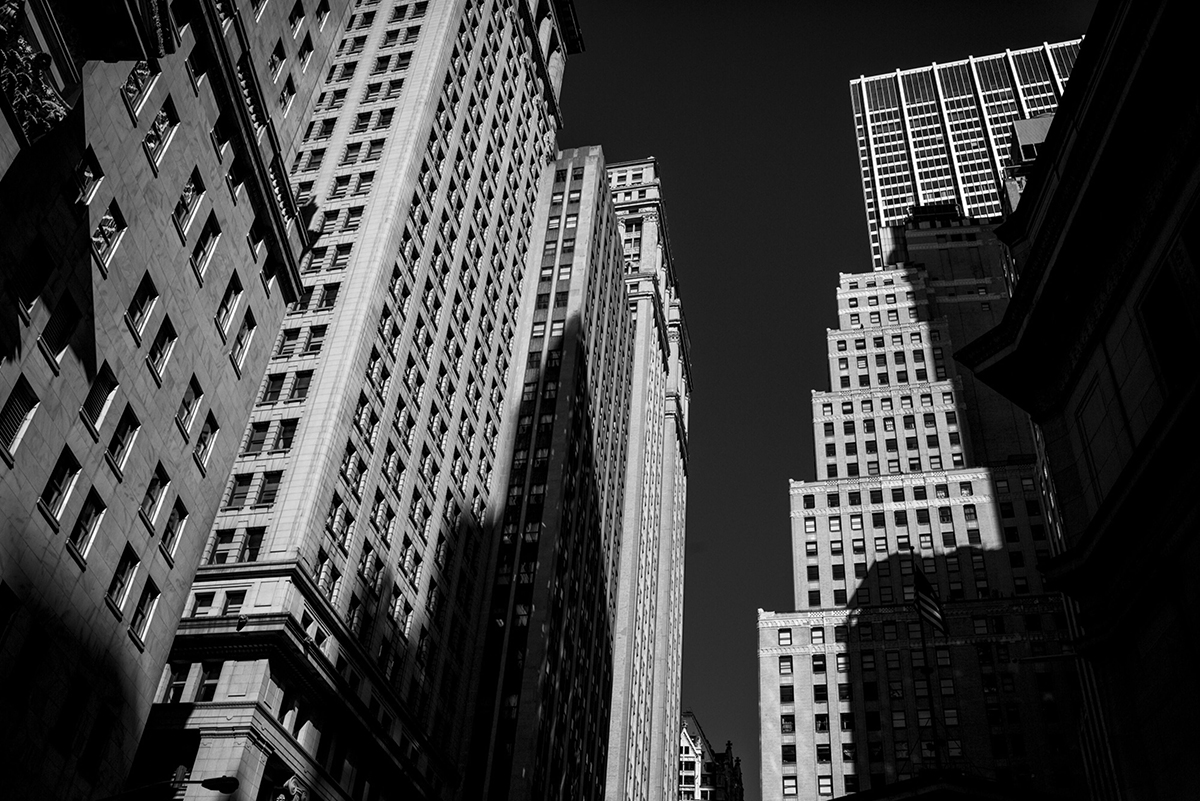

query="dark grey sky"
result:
[557,1,1097,795]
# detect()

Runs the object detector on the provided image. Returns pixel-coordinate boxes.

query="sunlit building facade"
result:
[0,0,339,797]
[135,0,581,798]
[604,157,692,801]
[851,40,1082,268]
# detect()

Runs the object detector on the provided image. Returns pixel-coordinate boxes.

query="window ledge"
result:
[126,627,146,651]
[78,409,100,442]
[145,358,163,387]
[0,442,13,469]
[105,594,124,621]
[104,451,125,482]
[192,450,208,476]
[36,498,61,532]
[138,508,156,535]
[66,540,87,570]
[158,540,176,568]
[35,337,62,375]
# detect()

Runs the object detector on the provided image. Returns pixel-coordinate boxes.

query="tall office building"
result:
[605,157,692,801]
[851,40,1082,268]
[468,145,633,801]
[758,208,1083,799]
[134,1,582,798]
[0,0,341,796]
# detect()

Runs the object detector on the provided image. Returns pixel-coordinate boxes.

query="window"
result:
[289,371,313,400]
[173,167,205,233]
[195,413,219,465]
[40,292,82,364]
[780,715,795,734]
[304,325,327,353]
[190,213,221,276]
[67,488,106,556]
[39,447,81,521]
[176,376,204,431]
[257,472,282,506]
[196,662,222,701]
[777,628,792,646]
[779,655,793,675]
[262,374,285,403]
[274,419,298,450]
[126,273,159,338]
[161,498,188,556]
[223,591,247,615]
[107,544,139,610]
[103,405,140,471]
[92,199,127,262]
[129,579,159,641]
[231,310,256,369]
[227,474,253,508]
[140,463,171,522]
[1,376,40,454]
[215,272,243,334]
[147,317,177,377]
[782,777,798,797]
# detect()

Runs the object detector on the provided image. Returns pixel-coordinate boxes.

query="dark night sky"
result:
[557,2,1097,795]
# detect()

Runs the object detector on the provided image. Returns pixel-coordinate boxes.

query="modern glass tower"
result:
[851,40,1083,268]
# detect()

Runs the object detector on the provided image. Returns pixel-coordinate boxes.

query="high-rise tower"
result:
[851,40,1082,268]
[135,1,582,798]
[758,214,1084,798]
[0,0,342,796]
[469,144,633,801]
[604,157,692,801]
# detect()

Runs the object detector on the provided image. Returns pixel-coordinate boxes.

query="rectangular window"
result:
[1,375,40,454]
[160,498,188,556]
[231,310,256,368]
[140,463,171,522]
[106,545,139,610]
[126,273,159,338]
[195,412,219,465]
[40,292,82,363]
[176,376,204,431]
[67,488,106,556]
[215,272,243,334]
[226,474,253,508]
[41,446,81,519]
[257,472,282,506]
[129,579,159,641]
[147,317,177,377]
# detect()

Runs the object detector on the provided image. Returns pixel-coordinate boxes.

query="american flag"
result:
[913,566,947,635]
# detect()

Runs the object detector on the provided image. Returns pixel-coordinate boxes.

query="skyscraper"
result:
[851,40,1082,268]
[604,157,692,801]
[0,0,342,796]
[134,1,582,797]
[758,210,1084,798]
[468,144,633,801]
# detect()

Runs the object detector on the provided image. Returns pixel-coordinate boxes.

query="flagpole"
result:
[916,603,945,773]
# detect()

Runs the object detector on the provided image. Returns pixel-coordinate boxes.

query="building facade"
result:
[133,0,582,798]
[959,0,1200,797]
[679,711,744,801]
[604,157,692,801]
[0,0,341,796]
[758,208,1083,799]
[468,145,633,801]
[852,40,1082,268]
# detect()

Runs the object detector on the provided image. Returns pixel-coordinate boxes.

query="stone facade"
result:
[0,0,342,796]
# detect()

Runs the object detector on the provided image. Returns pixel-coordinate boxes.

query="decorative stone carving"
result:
[0,1,68,143]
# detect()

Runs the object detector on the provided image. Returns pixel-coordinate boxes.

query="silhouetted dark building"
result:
[0,0,335,796]
[959,0,1200,797]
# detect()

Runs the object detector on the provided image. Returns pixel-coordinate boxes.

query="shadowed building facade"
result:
[679,711,744,801]
[468,145,633,801]
[959,0,1200,796]
[0,0,340,796]
[604,156,692,801]
[758,204,1082,798]
[133,1,582,798]
[852,40,1082,269]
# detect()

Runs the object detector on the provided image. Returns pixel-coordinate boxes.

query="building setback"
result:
[133,0,581,798]
[468,145,633,801]
[0,0,341,796]
[852,40,1082,269]
[604,156,692,801]
[758,205,1083,798]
